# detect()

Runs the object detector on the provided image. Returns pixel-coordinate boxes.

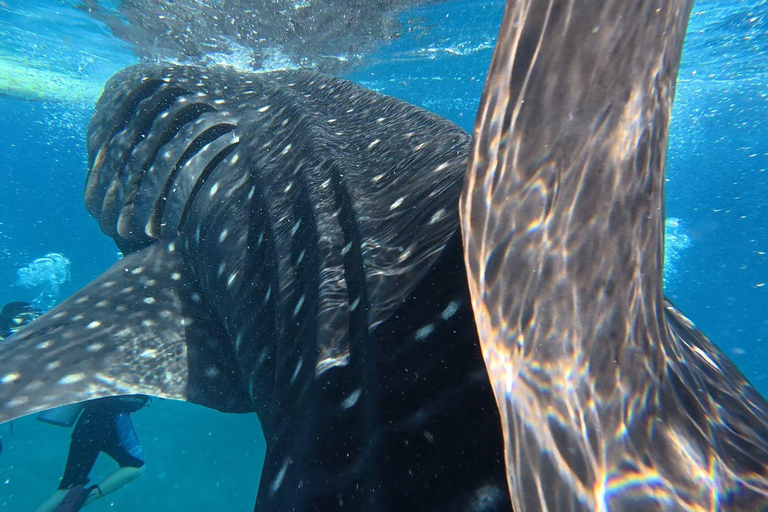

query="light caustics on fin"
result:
[0,63,512,510]
[461,0,768,511]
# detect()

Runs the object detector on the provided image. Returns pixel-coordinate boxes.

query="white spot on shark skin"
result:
[214,98,226,105]
[140,349,158,358]
[210,182,220,197]
[230,153,240,164]
[46,361,60,371]
[291,220,302,236]
[284,181,293,193]
[390,197,405,210]
[219,229,229,243]
[101,281,116,288]
[130,266,145,275]
[72,314,85,321]
[263,286,272,304]
[143,297,156,305]
[36,341,52,350]
[86,321,101,330]
[293,295,305,317]
[341,389,362,409]
[270,459,289,494]
[350,297,360,311]
[367,139,380,149]
[76,296,90,304]
[290,358,303,385]
[429,208,447,225]
[171,272,182,281]
[281,144,292,155]
[142,319,156,328]
[415,324,435,341]
[434,162,450,172]
[691,345,722,373]
[52,311,66,320]
[59,373,85,385]
[327,118,337,124]
[247,187,256,200]
[256,348,269,367]
[191,293,202,303]
[26,380,43,391]
[258,104,271,113]
[398,245,415,263]
[342,242,352,255]
[227,271,239,289]
[296,250,306,265]
[167,242,176,253]
[87,343,104,352]
[441,300,460,320]
[205,366,221,378]
[1,372,21,384]
[195,226,201,243]
[8,396,29,407]
[159,110,169,119]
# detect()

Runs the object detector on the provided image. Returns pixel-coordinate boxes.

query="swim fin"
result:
[53,484,97,512]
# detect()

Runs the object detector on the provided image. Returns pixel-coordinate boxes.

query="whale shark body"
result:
[0,65,512,510]
[1,0,768,511]
[462,0,768,510]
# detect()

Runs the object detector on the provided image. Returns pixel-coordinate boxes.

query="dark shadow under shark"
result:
[1,0,768,511]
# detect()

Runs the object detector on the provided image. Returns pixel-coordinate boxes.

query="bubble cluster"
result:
[664,218,691,286]
[15,253,72,311]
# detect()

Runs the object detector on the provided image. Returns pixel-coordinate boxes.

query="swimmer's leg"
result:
[84,414,145,506]
[83,465,144,506]
[35,490,68,512]
[36,434,99,512]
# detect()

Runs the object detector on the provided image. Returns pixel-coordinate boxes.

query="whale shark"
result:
[1,0,768,511]
[0,64,512,510]
[461,0,768,510]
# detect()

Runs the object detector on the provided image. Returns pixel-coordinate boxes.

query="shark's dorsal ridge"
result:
[462,0,768,510]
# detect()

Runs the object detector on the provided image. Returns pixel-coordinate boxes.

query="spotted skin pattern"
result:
[0,65,510,511]
[461,0,768,510]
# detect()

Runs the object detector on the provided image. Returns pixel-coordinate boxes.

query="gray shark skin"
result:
[0,65,511,510]
[461,0,768,511]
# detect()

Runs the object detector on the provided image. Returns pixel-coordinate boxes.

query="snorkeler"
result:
[0,301,42,341]
[0,301,41,457]
[36,395,150,512]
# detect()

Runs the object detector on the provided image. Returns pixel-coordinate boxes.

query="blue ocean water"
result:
[0,0,765,510]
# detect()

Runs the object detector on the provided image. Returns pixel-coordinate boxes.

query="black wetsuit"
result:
[59,395,148,490]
